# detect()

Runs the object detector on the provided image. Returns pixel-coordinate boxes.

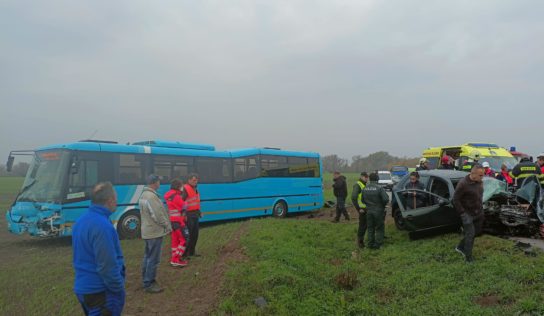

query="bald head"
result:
[469,164,485,183]
[91,182,117,212]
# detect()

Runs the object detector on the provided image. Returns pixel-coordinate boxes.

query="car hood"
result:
[484,177,544,223]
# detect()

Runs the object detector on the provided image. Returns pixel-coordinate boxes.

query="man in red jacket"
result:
[164,179,188,267]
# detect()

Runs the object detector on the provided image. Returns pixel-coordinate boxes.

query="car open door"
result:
[393,189,452,232]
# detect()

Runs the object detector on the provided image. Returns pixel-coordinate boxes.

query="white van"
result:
[377,171,394,191]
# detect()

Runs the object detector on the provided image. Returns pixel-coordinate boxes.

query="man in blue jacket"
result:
[72,182,125,315]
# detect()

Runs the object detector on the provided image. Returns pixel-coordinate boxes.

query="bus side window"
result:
[234,156,259,181]
[195,157,232,183]
[260,155,288,177]
[117,154,149,184]
[67,160,98,199]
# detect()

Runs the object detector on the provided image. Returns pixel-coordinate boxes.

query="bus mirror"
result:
[6,156,14,172]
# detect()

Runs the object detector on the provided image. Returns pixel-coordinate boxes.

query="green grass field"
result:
[1,175,543,315]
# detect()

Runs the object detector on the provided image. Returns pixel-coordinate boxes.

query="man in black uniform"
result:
[510,157,541,187]
[332,171,350,222]
[361,173,390,249]
[352,172,369,248]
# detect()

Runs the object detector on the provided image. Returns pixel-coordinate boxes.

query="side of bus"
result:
[52,146,322,239]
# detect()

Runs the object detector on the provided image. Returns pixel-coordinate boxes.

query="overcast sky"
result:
[1,0,543,163]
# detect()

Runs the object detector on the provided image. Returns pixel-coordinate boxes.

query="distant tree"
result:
[322,155,349,173]
[11,162,30,177]
[0,164,6,176]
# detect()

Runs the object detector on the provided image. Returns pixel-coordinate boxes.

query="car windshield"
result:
[17,150,70,203]
[479,157,518,171]
[379,173,392,180]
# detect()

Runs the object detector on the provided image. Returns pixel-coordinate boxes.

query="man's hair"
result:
[471,164,484,171]
[410,171,420,178]
[146,174,161,185]
[360,172,368,177]
[91,182,115,205]
[187,173,199,181]
[333,171,340,175]
[369,173,379,182]
[170,178,183,190]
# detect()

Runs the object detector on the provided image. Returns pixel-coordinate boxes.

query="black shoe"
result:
[144,283,163,294]
[331,219,339,223]
[455,246,466,260]
[465,256,475,263]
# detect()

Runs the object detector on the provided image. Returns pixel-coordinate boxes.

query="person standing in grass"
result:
[361,173,389,249]
[182,173,202,258]
[72,182,125,316]
[454,164,485,263]
[332,171,350,222]
[140,174,172,293]
[352,172,369,248]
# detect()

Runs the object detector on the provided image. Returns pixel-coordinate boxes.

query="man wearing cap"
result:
[482,162,495,178]
[139,175,172,294]
[361,173,390,249]
[351,172,369,248]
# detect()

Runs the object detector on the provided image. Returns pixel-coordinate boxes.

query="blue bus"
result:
[6,140,323,239]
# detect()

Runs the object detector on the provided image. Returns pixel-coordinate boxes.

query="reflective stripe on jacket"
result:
[184,184,201,211]
[356,181,367,208]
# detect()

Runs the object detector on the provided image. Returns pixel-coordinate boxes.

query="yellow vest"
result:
[357,181,367,208]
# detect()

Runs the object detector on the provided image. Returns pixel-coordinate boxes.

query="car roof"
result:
[415,170,468,179]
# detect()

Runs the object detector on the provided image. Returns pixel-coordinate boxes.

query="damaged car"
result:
[391,170,544,239]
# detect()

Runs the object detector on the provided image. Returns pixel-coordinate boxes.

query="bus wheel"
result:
[273,201,287,218]
[118,210,141,239]
[393,209,406,231]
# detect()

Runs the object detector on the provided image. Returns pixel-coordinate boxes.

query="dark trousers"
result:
[142,237,163,288]
[357,210,367,244]
[457,213,484,258]
[335,197,350,221]
[186,211,200,256]
[367,210,385,248]
[76,290,125,316]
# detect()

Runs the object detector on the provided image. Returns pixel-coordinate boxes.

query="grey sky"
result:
[1,0,543,163]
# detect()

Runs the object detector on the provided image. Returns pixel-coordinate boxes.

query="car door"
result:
[427,176,459,227]
[393,188,452,232]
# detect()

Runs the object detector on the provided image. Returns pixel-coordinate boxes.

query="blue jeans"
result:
[142,237,163,288]
[76,290,125,316]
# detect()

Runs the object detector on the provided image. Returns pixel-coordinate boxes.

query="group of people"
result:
[71,173,202,315]
[332,171,390,249]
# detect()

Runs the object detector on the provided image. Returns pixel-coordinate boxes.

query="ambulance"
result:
[421,143,517,171]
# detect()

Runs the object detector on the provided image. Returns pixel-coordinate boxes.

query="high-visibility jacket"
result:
[183,184,201,212]
[461,161,477,172]
[164,189,186,222]
[510,162,541,179]
[356,181,367,209]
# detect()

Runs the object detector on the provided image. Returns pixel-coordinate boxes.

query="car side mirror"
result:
[6,156,14,172]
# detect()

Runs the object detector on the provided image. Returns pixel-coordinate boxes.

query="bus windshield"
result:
[17,150,70,203]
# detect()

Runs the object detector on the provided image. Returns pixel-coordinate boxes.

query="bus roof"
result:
[37,140,320,158]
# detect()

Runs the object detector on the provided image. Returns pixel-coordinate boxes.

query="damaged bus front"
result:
[6,150,74,237]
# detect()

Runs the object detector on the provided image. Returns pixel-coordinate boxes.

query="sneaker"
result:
[170,260,188,267]
[455,246,466,260]
[144,283,164,294]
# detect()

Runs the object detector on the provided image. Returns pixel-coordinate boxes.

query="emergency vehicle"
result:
[421,143,517,171]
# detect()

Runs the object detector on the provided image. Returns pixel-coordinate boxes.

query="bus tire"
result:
[273,200,288,218]
[117,210,141,239]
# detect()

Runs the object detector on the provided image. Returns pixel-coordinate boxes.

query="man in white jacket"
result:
[139,174,172,293]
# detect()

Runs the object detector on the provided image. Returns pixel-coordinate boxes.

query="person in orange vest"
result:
[164,179,189,267]
[181,173,202,258]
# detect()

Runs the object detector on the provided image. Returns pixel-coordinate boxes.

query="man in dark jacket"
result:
[332,171,349,222]
[416,158,429,171]
[510,157,541,187]
[72,182,125,316]
[352,172,369,248]
[361,173,390,249]
[453,164,485,263]
[403,172,426,209]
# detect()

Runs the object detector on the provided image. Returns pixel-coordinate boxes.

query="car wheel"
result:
[117,210,141,239]
[273,200,287,218]
[393,209,406,230]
